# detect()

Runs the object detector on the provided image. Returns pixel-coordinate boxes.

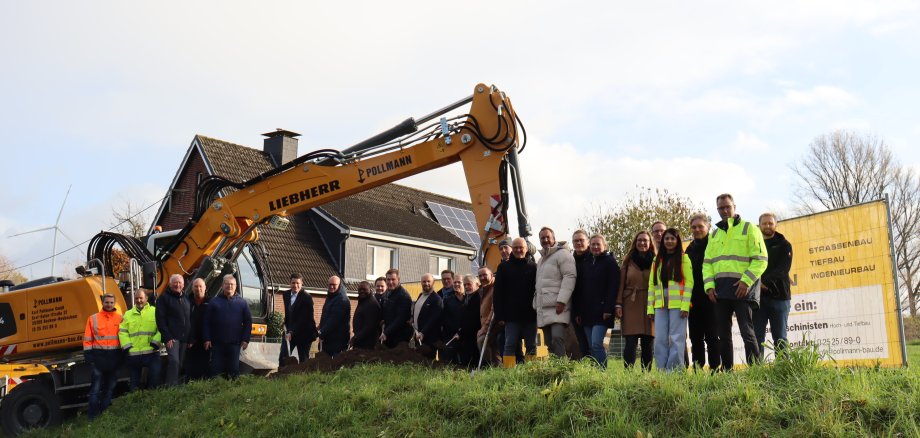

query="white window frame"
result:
[429,254,454,278]
[367,244,398,280]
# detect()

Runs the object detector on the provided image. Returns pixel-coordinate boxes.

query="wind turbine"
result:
[8,185,80,277]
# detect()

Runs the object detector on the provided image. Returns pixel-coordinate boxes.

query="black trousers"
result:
[623,334,654,370]
[688,297,720,370]
[715,299,760,370]
[279,337,311,364]
[186,344,210,380]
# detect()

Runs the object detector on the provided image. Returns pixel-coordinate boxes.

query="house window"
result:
[237,245,267,318]
[367,245,397,280]
[429,255,454,277]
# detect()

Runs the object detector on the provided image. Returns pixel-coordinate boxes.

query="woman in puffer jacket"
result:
[572,234,620,368]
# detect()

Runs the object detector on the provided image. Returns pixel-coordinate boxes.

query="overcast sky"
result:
[2,1,919,279]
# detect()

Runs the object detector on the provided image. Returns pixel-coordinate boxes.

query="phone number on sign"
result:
[810,336,863,347]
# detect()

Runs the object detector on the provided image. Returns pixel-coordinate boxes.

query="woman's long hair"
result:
[622,230,654,266]
[653,228,684,286]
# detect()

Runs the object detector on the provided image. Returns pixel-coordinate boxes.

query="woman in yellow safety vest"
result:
[646,228,693,371]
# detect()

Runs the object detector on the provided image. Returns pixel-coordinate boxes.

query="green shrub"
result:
[265,310,285,339]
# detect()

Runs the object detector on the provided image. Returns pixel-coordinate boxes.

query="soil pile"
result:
[273,343,440,375]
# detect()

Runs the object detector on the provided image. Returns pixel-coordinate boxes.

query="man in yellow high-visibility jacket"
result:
[703,193,768,370]
[119,289,162,390]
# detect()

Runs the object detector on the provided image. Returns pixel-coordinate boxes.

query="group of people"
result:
[81,192,793,418]
[275,192,793,376]
[496,192,792,373]
[278,267,492,369]
[82,273,252,419]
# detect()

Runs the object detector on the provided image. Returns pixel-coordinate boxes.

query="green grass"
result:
[29,347,920,438]
[907,341,920,366]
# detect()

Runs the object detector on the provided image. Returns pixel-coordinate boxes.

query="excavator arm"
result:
[154,83,531,296]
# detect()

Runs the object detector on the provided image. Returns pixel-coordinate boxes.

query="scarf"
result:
[631,250,654,270]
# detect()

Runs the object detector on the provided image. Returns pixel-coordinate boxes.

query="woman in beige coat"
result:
[615,230,655,370]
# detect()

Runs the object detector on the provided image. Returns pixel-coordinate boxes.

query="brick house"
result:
[150,131,478,326]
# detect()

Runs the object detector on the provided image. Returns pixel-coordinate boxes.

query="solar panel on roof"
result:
[426,201,483,271]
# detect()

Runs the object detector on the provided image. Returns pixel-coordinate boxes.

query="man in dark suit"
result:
[318,275,351,357]
[413,273,443,359]
[350,281,382,350]
[380,269,413,348]
[373,277,387,307]
[279,273,317,364]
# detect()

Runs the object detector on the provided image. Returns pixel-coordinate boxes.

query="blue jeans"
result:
[87,363,118,419]
[210,342,242,378]
[753,296,791,357]
[127,353,161,391]
[582,325,609,368]
[654,308,688,371]
[503,321,537,360]
[496,331,523,363]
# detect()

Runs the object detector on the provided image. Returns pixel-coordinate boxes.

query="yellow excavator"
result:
[0,83,532,434]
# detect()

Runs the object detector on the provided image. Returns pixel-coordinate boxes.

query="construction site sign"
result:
[714,199,906,368]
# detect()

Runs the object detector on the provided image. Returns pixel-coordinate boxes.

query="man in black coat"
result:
[318,275,351,357]
[156,274,191,386]
[440,279,465,364]
[686,213,721,371]
[280,273,317,363]
[186,279,211,380]
[570,229,592,359]
[373,277,387,308]
[380,269,413,348]
[493,237,538,367]
[351,281,382,350]
[413,273,443,358]
[754,212,793,358]
[459,275,482,368]
[436,269,455,299]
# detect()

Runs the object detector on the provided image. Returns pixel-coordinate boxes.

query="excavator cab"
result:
[143,230,269,320]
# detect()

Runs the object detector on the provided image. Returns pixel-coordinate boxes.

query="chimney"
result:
[262,129,300,167]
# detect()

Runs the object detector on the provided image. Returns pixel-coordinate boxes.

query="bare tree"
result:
[791,130,896,214]
[109,200,151,238]
[791,129,920,315]
[577,187,706,260]
[889,167,920,316]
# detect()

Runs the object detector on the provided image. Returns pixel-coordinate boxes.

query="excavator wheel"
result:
[1,380,62,436]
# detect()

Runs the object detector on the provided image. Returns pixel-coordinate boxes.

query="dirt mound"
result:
[273,342,441,376]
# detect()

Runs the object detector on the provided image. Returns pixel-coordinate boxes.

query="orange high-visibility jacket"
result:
[83,310,123,351]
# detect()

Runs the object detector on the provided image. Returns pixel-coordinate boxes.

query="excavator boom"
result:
[155,83,529,295]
